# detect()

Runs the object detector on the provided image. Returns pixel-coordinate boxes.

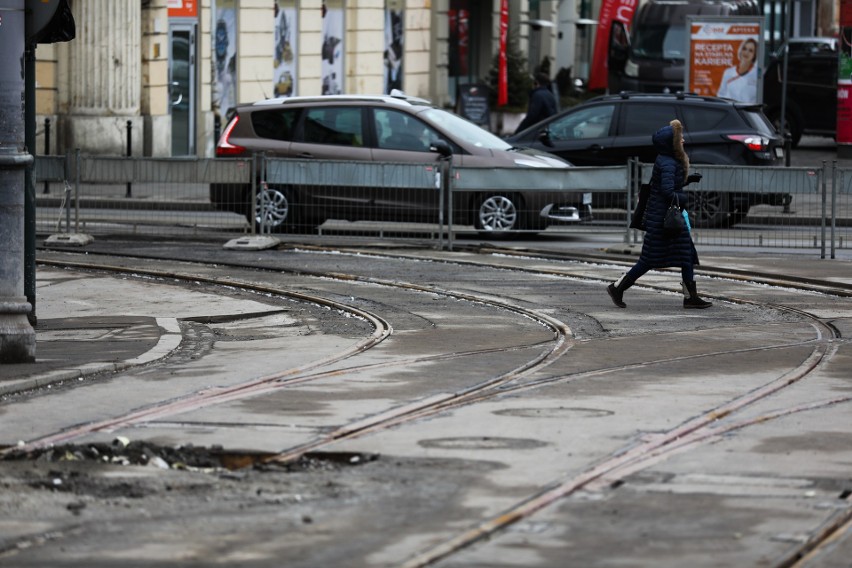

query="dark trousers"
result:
[625,259,694,283]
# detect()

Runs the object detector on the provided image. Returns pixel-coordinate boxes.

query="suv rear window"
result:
[251,109,299,141]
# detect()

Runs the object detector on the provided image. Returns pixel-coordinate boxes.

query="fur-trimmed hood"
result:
[652,119,689,178]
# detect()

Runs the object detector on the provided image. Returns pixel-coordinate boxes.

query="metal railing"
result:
[34,153,850,258]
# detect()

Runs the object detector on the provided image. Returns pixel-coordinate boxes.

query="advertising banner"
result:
[589,0,637,91]
[498,0,508,105]
[274,1,297,97]
[384,0,404,94]
[213,0,237,120]
[168,0,198,18]
[322,0,344,95]
[839,3,852,148]
[686,18,762,104]
[838,84,852,145]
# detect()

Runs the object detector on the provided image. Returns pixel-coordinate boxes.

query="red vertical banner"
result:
[497,0,509,106]
[839,1,852,146]
[589,0,637,91]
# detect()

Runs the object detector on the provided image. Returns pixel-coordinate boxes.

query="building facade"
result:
[35,0,579,158]
[33,0,834,158]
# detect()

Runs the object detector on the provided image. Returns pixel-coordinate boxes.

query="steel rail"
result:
[21,247,849,566]
[9,255,571,454]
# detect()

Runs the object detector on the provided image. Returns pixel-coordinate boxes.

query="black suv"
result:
[763,37,837,148]
[506,92,785,228]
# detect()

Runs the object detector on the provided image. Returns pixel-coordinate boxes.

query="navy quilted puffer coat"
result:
[639,121,699,268]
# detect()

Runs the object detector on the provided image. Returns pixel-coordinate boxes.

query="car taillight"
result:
[216,116,247,156]
[725,134,769,152]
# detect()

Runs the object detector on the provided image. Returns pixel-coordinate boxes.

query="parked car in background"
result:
[607,0,762,94]
[211,92,587,235]
[506,92,785,228]
[763,37,838,148]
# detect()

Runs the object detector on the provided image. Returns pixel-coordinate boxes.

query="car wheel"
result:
[474,193,523,235]
[689,190,730,229]
[248,185,311,234]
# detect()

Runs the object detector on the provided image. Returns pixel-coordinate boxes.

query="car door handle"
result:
[297,152,313,158]
[587,144,604,151]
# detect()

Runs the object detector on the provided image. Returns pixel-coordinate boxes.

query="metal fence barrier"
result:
[38,152,252,237]
[34,154,849,258]
[633,162,844,256]
[264,156,447,243]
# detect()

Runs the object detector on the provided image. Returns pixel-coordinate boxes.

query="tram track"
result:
[3,243,849,567]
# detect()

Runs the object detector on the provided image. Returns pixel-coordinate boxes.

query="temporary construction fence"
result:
[36,152,252,237]
[34,153,850,258]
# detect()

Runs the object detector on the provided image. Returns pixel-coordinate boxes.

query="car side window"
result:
[251,108,299,141]
[620,104,679,136]
[303,107,364,147]
[548,105,614,141]
[680,106,735,131]
[374,109,436,152]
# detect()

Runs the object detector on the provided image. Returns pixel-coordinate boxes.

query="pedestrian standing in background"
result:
[607,119,713,310]
[514,72,558,134]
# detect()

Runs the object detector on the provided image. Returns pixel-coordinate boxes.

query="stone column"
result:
[65,0,142,155]
[0,0,36,363]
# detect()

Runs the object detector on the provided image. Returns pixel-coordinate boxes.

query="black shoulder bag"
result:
[663,194,687,238]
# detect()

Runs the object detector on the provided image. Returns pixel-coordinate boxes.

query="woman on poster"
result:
[716,38,758,103]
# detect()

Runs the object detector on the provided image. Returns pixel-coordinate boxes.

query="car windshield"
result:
[418,108,513,151]
[632,24,686,60]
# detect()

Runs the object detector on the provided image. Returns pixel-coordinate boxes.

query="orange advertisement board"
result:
[687,19,762,103]
[168,0,198,18]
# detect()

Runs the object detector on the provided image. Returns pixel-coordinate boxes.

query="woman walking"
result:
[607,119,712,309]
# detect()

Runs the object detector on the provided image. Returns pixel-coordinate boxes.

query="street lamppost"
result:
[0,0,35,363]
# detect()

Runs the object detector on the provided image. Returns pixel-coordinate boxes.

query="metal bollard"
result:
[43,118,51,193]
[784,134,791,168]
[126,120,132,197]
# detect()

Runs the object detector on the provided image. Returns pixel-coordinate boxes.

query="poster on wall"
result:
[384,0,404,94]
[448,8,469,77]
[686,17,762,104]
[213,0,237,120]
[274,1,297,97]
[322,0,344,95]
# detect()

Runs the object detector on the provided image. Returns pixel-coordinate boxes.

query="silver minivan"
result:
[211,93,589,234]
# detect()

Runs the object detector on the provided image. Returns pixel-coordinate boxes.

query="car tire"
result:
[249,185,313,234]
[688,190,730,229]
[473,193,526,236]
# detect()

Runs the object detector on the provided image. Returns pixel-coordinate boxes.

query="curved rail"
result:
[14,245,850,566]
